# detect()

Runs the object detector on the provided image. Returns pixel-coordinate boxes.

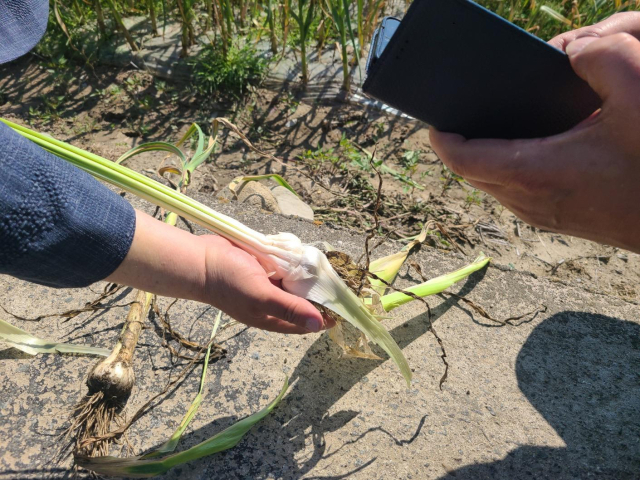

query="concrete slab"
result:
[1,191,638,479]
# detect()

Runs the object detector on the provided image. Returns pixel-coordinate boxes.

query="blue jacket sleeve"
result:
[0,122,136,288]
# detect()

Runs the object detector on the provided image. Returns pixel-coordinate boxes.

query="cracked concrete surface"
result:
[1,192,638,479]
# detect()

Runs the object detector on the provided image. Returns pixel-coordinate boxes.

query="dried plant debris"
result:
[153,298,226,362]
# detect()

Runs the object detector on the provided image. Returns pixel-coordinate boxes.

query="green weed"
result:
[189,43,267,101]
[465,189,483,208]
[299,145,345,174]
[476,0,636,40]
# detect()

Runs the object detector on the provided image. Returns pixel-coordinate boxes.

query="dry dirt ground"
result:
[1,57,637,302]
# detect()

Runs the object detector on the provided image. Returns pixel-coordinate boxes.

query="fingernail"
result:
[565,36,598,57]
[305,317,323,333]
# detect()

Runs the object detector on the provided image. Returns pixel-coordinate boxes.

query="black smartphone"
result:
[362,0,602,139]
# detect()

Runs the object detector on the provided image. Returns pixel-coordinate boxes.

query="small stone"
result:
[236,182,281,213]
[251,352,260,360]
[271,186,314,220]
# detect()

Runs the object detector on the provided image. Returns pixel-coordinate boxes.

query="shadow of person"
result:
[446,311,640,480]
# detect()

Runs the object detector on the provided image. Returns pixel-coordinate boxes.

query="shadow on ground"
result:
[445,312,640,480]
[147,271,483,477]
[250,84,423,164]
[155,307,640,479]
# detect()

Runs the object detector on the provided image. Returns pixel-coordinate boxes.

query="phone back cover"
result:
[362,0,602,139]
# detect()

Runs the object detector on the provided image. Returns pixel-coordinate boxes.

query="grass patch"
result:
[188,43,268,101]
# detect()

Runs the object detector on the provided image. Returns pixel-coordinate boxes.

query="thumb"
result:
[566,33,640,102]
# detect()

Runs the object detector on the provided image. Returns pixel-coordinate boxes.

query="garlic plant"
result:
[63,122,221,459]
[76,313,291,478]
[378,253,491,312]
[325,236,491,359]
[2,118,412,385]
[4,117,494,478]
[0,319,110,357]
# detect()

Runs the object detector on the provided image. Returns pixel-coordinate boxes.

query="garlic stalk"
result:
[3,119,411,385]
[379,253,491,311]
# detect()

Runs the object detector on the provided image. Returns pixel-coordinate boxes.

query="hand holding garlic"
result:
[107,210,331,335]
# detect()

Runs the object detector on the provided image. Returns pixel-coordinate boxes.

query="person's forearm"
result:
[106,210,207,302]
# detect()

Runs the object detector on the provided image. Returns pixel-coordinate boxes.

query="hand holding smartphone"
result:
[362,0,602,139]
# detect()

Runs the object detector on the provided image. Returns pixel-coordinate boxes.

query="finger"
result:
[429,128,543,186]
[250,315,311,335]
[548,12,640,50]
[322,313,336,329]
[259,283,326,333]
[565,33,640,103]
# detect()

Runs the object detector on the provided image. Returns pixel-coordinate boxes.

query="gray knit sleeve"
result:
[0,122,136,288]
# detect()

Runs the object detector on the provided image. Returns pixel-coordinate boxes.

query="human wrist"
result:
[106,209,209,303]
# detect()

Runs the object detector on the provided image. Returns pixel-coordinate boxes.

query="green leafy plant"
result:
[326,0,359,91]
[359,0,386,56]
[440,164,464,192]
[400,149,421,174]
[340,134,372,170]
[299,145,346,174]
[176,0,197,56]
[290,0,315,84]
[476,0,638,40]
[105,0,140,51]
[28,95,67,125]
[30,0,638,88]
[340,137,424,190]
[465,188,483,208]
[189,43,267,100]
[264,0,279,54]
